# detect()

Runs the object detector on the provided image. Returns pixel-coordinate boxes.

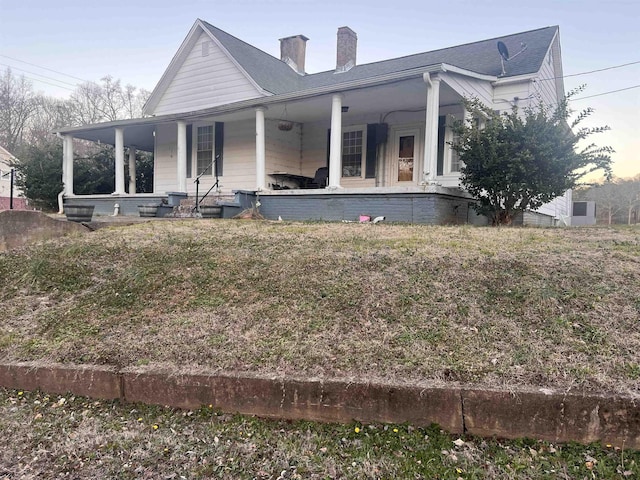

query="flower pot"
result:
[199,205,222,218]
[138,205,159,217]
[65,205,95,223]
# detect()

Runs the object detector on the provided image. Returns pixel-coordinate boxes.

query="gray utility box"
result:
[167,192,187,207]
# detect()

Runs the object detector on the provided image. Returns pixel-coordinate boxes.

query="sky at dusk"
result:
[1,0,638,179]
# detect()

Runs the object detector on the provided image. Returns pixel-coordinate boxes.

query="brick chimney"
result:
[279,34,309,75]
[336,26,357,73]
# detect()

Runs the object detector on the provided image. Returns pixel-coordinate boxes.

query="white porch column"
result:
[114,127,126,194]
[176,121,187,192]
[423,73,441,184]
[255,107,266,190]
[328,93,343,188]
[128,146,137,194]
[63,135,74,195]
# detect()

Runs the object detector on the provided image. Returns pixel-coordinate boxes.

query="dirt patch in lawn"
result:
[1,221,639,395]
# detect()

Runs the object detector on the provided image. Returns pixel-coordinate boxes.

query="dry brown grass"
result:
[1,220,639,394]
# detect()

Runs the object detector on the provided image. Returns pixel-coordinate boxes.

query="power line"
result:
[0,67,76,91]
[565,60,640,78]
[0,54,90,83]
[572,84,640,101]
[535,59,640,82]
[0,63,78,87]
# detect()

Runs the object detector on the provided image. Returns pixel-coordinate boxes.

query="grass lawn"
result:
[0,220,639,394]
[1,388,637,479]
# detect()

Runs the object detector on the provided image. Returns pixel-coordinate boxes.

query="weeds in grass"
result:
[0,389,637,479]
[0,222,639,394]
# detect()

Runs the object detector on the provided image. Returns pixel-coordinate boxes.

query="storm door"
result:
[390,128,421,185]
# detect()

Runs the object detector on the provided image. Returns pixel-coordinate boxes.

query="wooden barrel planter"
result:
[199,205,222,218]
[138,205,159,217]
[65,205,95,223]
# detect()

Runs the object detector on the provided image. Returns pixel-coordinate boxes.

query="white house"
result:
[0,146,28,210]
[57,20,571,224]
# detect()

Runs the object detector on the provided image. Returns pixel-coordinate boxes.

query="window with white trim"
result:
[449,128,462,173]
[341,126,366,177]
[196,125,213,176]
[445,115,464,174]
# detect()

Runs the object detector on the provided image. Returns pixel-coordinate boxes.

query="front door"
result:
[389,127,421,185]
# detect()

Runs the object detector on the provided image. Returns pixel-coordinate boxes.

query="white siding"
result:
[493,80,534,113]
[442,72,493,106]
[536,189,573,225]
[153,123,179,193]
[532,36,563,108]
[154,120,257,194]
[152,32,263,116]
[301,121,330,177]
[533,55,558,107]
[219,120,256,192]
[266,120,302,176]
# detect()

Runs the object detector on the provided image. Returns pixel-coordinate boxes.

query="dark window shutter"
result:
[186,124,193,178]
[215,122,224,177]
[437,115,445,176]
[365,124,377,178]
[326,128,331,170]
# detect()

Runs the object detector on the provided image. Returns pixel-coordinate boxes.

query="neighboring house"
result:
[572,201,597,226]
[0,146,28,210]
[57,19,570,224]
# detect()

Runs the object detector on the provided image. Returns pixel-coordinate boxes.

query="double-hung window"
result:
[196,125,214,176]
[341,127,365,177]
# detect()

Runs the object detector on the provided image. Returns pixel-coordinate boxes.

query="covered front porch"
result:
[58,65,494,222]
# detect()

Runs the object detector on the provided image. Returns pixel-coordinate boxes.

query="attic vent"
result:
[202,41,210,57]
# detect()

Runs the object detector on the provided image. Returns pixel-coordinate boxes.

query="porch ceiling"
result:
[64,77,464,148]
[197,77,464,125]
[69,123,156,152]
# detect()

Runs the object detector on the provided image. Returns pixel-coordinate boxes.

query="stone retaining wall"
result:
[0,362,637,449]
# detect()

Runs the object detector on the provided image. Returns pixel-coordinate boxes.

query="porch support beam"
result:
[128,145,137,194]
[423,73,441,184]
[62,135,74,196]
[328,93,343,189]
[176,121,188,192]
[255,106,266,190]
[114,127,126,194]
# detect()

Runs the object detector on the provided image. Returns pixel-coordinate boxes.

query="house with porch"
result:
[58,20,571,224]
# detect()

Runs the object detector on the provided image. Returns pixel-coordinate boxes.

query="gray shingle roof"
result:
[203,21,558,95]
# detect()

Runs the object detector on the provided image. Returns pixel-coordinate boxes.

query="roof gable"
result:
[143,20,274,116]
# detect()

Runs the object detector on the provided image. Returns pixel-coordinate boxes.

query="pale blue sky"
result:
[1,0,638,178]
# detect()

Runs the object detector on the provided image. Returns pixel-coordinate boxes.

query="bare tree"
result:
[616,176,640,224]
[577,176,640,225]
[26,96,74,147]
[0,68,38,152]
[68,76,149,125]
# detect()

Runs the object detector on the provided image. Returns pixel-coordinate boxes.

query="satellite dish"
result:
[497,41,527,76]
[497,41,510,61]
